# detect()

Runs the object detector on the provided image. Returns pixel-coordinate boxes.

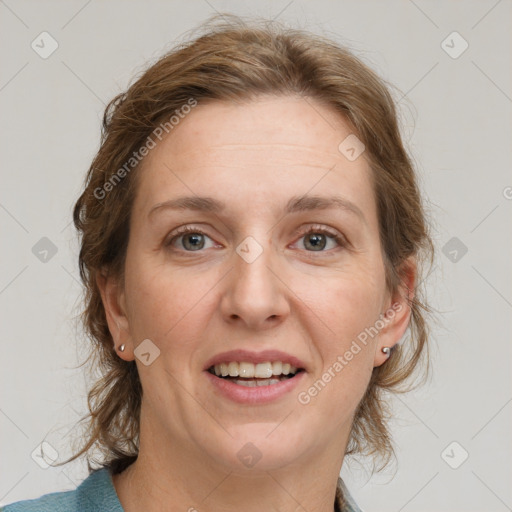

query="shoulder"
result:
[0,468,124,512]
[336,477,363,512]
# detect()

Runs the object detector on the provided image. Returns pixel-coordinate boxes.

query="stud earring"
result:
[119,344,125,352]
[382,346,391,356]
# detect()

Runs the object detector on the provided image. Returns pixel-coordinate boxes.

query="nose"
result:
[220,237,290,331]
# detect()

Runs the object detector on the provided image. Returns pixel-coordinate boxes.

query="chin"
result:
[202,422,308,473]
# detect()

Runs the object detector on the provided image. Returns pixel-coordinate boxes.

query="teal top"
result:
[0,469,123,512]
[1,468,361,512]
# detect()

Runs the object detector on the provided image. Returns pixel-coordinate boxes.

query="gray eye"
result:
[181,233,206,251]
[303,233,327,251]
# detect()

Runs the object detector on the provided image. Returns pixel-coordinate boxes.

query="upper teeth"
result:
[212,361,298,378]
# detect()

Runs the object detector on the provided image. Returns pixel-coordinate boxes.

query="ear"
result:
[374,256,416,367]
[96,268,133,360]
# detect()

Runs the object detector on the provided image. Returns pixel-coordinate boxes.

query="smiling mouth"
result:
[207,361,305,387]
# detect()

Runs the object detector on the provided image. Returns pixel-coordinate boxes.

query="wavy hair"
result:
[57,14,435,475]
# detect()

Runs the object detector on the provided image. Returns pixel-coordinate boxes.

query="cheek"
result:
[293,268,385,345]
[123,253,219,346]
[316,274,383,405]
[291,268,383,409]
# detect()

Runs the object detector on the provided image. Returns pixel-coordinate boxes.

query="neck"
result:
[112,410,349,512]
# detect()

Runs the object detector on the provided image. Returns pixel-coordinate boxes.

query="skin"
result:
[97,94,415,512]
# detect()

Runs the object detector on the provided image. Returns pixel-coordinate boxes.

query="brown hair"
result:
[60,14,435,475]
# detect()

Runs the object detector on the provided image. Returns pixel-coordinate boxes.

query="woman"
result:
[2,14,433,512]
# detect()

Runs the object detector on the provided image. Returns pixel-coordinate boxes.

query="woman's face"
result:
[102,95,412,473]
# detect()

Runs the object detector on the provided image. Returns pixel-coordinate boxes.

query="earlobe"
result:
[373,299,412,367]
[374,257,416,367]
[96,269,132,358]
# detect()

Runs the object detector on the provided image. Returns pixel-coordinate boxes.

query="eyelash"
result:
[166,225,346,253]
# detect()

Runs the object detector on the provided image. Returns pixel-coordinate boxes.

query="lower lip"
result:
[204,370,305,404]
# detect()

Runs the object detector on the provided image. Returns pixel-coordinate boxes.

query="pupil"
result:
[184,233,204,250]
[183,233,326,251]
[305,233,326,251]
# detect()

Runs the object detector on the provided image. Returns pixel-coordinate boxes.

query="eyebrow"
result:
[148,194,366,224]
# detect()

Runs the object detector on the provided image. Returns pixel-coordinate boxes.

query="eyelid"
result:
[165,223,348,252]
[291,224,347,251]
[165,224,216,247]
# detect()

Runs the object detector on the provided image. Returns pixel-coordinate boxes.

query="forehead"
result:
[133,95,377,226]
[153,95,355,160]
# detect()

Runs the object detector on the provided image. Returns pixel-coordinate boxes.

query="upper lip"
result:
[204,349,307,372]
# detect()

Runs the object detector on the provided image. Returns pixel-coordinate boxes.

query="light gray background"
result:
[1,1,511,511]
